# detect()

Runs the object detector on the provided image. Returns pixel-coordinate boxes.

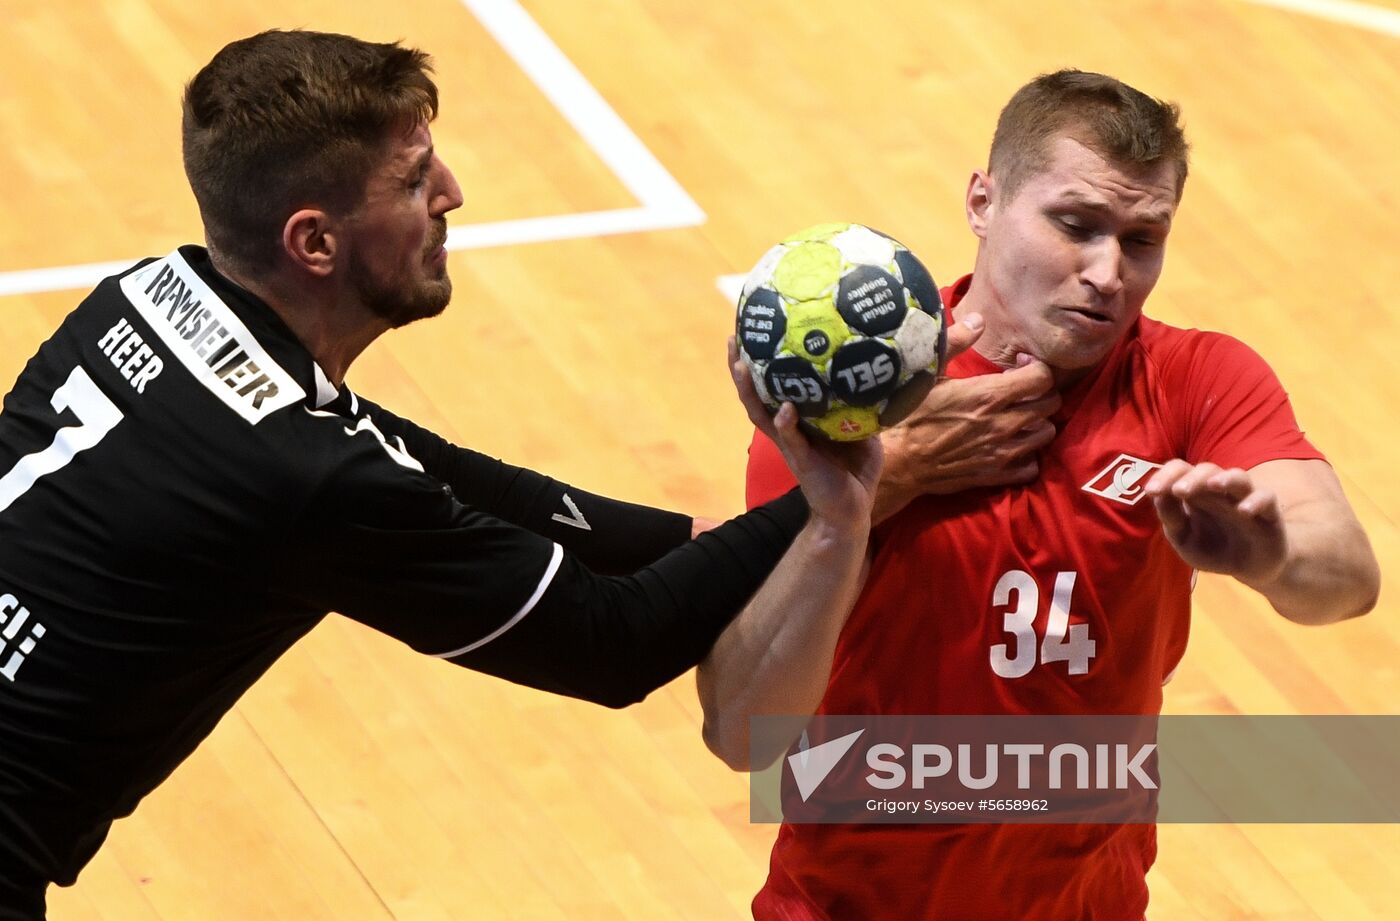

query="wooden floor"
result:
[2,0,1398,917]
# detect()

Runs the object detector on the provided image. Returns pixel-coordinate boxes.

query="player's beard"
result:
[353,220,452,329]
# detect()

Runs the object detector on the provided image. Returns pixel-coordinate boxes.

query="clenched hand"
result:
[874,314,1060,522]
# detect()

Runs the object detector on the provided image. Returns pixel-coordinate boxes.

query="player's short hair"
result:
[182,30,439,273]
[989,69,1189,203]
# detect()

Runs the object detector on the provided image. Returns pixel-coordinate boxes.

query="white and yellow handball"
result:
[735,222,947,441]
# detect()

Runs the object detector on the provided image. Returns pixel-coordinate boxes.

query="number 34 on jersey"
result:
[990,569,1097,678]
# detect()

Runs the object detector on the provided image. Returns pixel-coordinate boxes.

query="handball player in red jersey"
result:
[697,70,1380,920]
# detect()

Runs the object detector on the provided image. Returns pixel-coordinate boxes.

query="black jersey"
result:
[0,246,806,887]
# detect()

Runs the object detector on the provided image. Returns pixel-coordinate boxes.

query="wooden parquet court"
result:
[2,0,1398,917]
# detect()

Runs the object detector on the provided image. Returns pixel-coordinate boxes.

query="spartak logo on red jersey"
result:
[1081,453,1163,506]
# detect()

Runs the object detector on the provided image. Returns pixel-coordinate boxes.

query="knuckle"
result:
[977,386,1005,411]
[990,416,1020,437]
[1026,365,1055,391]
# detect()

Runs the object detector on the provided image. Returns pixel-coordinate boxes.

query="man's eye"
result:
[1056,217,1090,237]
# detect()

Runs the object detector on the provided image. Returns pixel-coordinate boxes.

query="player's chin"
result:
[385,283,452,329]
[1041,334,1115,372]
[420,279,452,318]
[419,262,452,298]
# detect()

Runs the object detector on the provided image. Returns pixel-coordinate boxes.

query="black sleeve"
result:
[450,489,809,708]
[277,440,808,708]
[357,396,692,573]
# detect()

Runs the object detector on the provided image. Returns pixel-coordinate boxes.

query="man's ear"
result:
[282,209,338,278]
[966,169,995,241]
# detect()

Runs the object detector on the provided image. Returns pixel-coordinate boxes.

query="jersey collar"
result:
[310,363,341,409]
[181,245,342,412]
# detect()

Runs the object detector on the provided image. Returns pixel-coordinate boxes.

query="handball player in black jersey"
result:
[0,31,881,918]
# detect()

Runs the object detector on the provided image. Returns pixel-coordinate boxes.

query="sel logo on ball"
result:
[829,338,901,405]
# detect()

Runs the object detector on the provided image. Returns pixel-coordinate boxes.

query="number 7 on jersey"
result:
[0,365,124,514]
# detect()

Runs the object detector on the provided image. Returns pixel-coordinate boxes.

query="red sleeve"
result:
[745,429,797,510]
[1156,330,1325,469]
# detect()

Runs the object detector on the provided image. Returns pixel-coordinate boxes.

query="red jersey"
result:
[745,276,1325,920]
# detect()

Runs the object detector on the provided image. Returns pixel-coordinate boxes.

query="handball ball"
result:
[735,222,947,441]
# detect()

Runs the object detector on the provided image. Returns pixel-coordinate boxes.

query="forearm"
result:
[464,464,693,573]
[696,516,870,771]
[450,490,810,708]
[1234,460,1380,625]
[1242,516,1380,624]
[366,399,692,572]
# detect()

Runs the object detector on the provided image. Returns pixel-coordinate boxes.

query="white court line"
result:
[715,273,745,306]
[460,0,702,223]
[0,0,703,298]
[448,207,680,250]
[0,260,150,300]
[5,0,1394,298]
[1238,0,1400,37]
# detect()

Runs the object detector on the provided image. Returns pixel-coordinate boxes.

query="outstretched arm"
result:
[1145,458,1379,624]
[360,396,693,573]
[698,341,880,771]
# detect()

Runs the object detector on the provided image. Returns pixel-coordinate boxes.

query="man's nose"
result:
[431,157,465,215]
[1080,238,1124,299]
